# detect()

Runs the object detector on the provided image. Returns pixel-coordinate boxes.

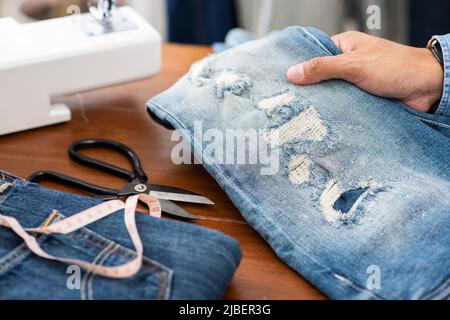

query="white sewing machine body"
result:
[0,6,161,136]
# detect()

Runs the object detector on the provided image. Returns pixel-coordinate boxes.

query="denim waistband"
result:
[0,171,25,198]
[0,171,23,185]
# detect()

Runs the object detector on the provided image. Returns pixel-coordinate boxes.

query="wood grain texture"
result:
[0,44,326,300]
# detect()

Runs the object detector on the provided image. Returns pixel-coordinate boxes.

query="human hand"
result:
[287,31,444,113]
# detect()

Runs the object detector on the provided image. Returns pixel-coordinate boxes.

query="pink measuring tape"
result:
[0,194,161,279]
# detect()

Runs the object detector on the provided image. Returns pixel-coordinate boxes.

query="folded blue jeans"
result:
[0,171,242,300]
[148,27,450,300]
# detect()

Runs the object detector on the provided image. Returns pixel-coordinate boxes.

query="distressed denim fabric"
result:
[0,171,241,300]
[148,27,450,300]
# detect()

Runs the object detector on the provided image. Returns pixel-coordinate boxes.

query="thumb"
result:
[287,55,349,85]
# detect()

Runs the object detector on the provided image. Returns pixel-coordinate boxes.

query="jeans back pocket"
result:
[0,210,173,300]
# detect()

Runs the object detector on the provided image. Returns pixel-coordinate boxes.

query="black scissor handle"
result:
[28,171,119,197]
[69,139,148,182]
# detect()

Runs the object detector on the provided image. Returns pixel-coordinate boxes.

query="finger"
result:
[331,34,345,52]
[287,55,352,85]
[331,31,367,53]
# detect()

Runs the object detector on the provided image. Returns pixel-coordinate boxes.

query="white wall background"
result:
[0,0,408,43]
[125,0,408,42]
[236,0,346,37]
[127,0,167,39]
[236,0,408,43]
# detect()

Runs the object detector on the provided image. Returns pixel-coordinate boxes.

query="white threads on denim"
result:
[189,58,253,98]
[288,155,312,185]
[320,180,343,223]
[258,92,296,112]
[189,58,213,86]
[216,72,241,85]
[215,71,252,99]
[266,106,327,147]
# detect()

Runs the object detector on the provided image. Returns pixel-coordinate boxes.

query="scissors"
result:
[28,139,214,220]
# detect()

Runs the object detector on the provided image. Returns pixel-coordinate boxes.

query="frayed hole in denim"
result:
[333,188,370,214]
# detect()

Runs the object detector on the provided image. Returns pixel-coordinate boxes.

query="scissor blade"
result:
[159,199,199,220]
[150,185,214,205]
[150,191,214,205]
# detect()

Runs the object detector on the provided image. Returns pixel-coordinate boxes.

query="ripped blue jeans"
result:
[149,27,450,300]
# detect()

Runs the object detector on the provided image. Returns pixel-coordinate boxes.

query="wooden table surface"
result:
[0,44,325,300]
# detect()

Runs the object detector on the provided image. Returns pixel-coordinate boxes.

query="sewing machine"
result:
[0,1,161,136]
